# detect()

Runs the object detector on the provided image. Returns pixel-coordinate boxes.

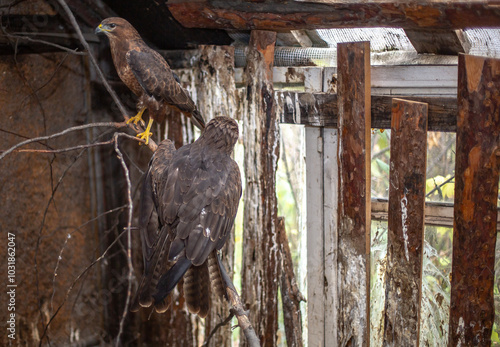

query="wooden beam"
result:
[241,30,279,346]
[383,99,428,346]
[167,0,500,30]
[277,92,457,131]
[449,54,500,346]
[371,199,500,230]
[404,29,471,55]
[337,41,371,346]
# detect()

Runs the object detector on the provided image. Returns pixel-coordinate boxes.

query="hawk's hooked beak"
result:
[95,23,108,35]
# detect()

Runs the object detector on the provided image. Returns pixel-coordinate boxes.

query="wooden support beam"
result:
[277,92,457,131]
[449,54,500,346]
[241,30,279,347]
[337,41,371,346]
[167,0,500,30]
[383,99,428,346]
[404,29,471,55]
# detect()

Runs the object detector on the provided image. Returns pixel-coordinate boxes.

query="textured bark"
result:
[277,92,457,131]
[277,217,304,347]
[241,30,279,347]
[168,0,500,30]
[383,99,428,346]
[449,54,500,346]
[337,41,371,346]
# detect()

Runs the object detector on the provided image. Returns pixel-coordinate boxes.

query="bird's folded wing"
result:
[126,50,198,114]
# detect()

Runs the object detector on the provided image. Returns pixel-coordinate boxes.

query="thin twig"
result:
[39,226,130,345]
[113,133,135,347]
[202,310,236,347]
[426,175,455,199]
[56,0,158,152]
[2,32,87,55]
[0,121,126,160]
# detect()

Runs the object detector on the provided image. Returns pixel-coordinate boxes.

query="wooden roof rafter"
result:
[167,0,500,31]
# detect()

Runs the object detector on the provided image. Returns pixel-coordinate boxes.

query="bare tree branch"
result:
[0,121,126,160]
[113,133,135,347]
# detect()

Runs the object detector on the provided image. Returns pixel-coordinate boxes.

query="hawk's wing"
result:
[160,144,242,266]
[131,140,176,312]
[126,50,199,116]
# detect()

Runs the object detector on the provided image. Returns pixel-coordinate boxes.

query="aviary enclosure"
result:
[0,1,499,346]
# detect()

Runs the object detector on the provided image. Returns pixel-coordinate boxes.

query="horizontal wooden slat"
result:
[371,199,500,231]
[276,92,457,131]
[167,0,500,30]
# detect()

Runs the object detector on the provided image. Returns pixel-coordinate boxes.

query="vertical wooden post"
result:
[449,54,500,346]
[241,30,279,347]
[306,126,325,346]
[337,41,371,346]
[383,99,428,345]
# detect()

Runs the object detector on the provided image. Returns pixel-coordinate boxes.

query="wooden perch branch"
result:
[218,256,261,347]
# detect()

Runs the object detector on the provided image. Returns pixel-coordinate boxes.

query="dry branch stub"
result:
[337,41,371,346]
[449,54,500,346]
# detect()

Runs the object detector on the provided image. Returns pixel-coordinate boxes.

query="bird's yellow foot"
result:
[137,118,154,145]
[136,129,153,145]
[127,108,146,126]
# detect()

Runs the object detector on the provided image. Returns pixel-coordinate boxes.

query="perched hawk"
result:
[95,17,205,144]
[131,116,242,317]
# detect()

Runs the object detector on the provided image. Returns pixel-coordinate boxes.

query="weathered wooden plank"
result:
[371,200,500,231]
[337,41,371,346]
[323,127,339,346]
[404,29,471,55]
[383,99,428,346]
[167,0,500,30]
[277,92,457,131]
[305,126,326,347]
[241,30,280,347]
[449,54,500,346]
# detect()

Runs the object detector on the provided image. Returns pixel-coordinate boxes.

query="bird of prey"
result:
[131,116,242,317]
[95,17,205,144]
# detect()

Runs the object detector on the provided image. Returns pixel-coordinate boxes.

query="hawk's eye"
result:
[109,23,116,28]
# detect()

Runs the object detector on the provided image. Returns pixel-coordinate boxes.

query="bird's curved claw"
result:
[127,114,146,127]
[136,129,153,145]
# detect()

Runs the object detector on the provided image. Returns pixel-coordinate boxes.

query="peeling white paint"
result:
[400,189,410,262]
[457,316,465,347]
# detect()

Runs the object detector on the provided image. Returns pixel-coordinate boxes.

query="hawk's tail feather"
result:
[154,294,172,314]
[153,256,192,304]
[184,262,210,318]
[208,251,226,300]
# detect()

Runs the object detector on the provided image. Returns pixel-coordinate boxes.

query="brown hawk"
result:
[131,116,242,317]
[95,17,205,144]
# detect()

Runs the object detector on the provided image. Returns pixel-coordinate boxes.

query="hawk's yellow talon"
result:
[137,118,154,145]
[127,107,146,126]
